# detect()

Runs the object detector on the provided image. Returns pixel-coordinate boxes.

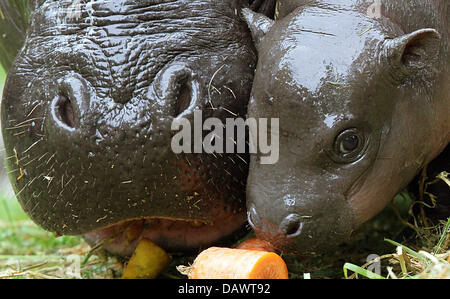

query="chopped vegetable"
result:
[187,247,289,279]
[122,238,170,279]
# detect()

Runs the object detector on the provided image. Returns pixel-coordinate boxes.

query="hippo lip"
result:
[252,228,297,254]
[82,213,247,257]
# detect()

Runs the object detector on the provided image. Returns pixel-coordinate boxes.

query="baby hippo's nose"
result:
[279,214,303,238]
[247,205,303,238]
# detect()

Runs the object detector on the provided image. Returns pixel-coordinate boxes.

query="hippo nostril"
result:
[55,95,75,129]
[174,80,192,117]
[247,204,261,228]
[284,221,302,237]
[280,214,303,238]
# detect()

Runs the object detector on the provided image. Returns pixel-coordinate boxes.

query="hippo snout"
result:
[247,199,354,254]
[1,0,260,255]
[247,205,303,238]
[246,168,356,255]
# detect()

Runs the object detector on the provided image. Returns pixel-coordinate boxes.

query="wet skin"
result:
[1,0,277,256]
[243,0,449,254]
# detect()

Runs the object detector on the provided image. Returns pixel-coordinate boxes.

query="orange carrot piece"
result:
[188,247,288,279]
[236,238,275,252]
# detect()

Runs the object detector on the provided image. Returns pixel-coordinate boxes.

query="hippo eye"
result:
[333,128,365,162]
[340,134,359,153]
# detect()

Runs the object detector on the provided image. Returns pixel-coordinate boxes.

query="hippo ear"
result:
[241,8,274,51]
[385,28,441,77]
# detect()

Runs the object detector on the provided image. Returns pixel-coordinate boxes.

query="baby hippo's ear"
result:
[384,28,441,78]
[241,8,274,51]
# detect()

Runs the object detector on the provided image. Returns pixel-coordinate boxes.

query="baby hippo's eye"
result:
[340,134,359,153]
[332,128,366,162]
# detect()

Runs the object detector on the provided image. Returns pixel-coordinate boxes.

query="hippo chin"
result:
[0,0,277,256]
[242,0,449,255]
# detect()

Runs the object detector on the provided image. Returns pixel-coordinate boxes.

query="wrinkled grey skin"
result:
[243,0,449,254]
[1,0,275,256]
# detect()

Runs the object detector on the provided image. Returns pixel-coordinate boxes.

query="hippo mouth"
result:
[82,212,247,257]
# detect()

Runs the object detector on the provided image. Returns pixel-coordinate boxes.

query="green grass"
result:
[0,65,5,95]
[0,193,123,278]
[0,194,27,222]
[0,195,78,254]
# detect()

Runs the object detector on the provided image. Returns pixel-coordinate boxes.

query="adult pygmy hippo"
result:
[243,0,449,254]
[1,0,275,256]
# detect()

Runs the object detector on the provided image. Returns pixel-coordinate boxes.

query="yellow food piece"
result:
[122,238,170,279]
